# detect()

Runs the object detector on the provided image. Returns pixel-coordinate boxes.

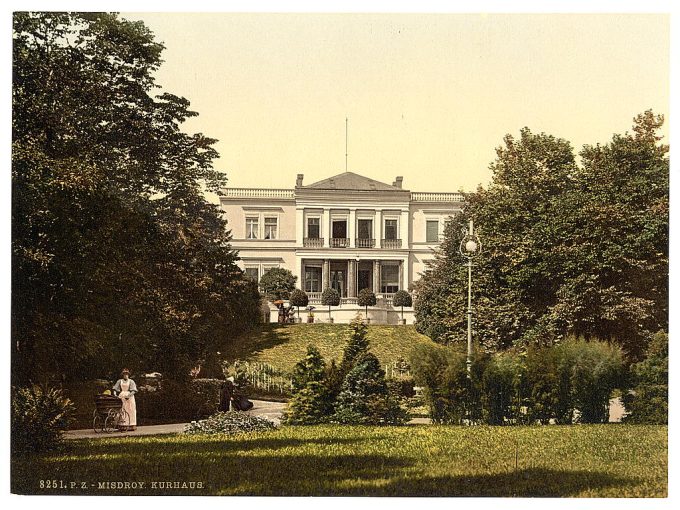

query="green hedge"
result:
[411,337,626,425]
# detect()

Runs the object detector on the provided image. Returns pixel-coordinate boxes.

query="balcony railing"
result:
[330,237,349,248]
[355,238,375,248]
[222,188,295,199]
[410,192,465,202]
[303,237,324,248]
[381,238,402,249]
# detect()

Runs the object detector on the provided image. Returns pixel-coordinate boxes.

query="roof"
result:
[303,172,408,192]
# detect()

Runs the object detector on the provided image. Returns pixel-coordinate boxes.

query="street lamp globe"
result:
[465,239,478,253]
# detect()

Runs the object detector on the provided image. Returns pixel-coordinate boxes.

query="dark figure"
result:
[219,378,235,412]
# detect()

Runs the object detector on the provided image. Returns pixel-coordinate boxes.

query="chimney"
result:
[296,174,304,187]
[393,176,403,189]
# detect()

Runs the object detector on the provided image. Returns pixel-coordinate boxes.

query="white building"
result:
[220,172,463,323]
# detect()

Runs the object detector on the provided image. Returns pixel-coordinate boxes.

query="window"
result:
[381,264,400,293]
[264,217,278,240]
[307,217,320,239]
[426,220,439,243]
[246,217,259,239]
[384,219,398,240]
[305,267,322,293]
[357,219,373,239]
[262,264,278,275]
[244,267,259,281]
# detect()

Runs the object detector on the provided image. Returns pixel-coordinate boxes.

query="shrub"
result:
[289,289,309,319]
[480,351,523,425]
[291,345,326,391]
[387,376,416,398]
[284,346,333,425]
[556,338,626,423]
[623,331,668,424]
[138,378,223,421]
[259,268,297,302]
[321,288,340,320]
[392,290,413,321]
[184,411,277,435]
[11,385,76,454]
[332,353,408,425]
[410,343,477,424]
[357,289,377,319]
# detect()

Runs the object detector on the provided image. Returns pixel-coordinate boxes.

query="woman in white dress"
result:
[112,368,137,431]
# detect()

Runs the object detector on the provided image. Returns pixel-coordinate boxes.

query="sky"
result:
[121,12,669,198]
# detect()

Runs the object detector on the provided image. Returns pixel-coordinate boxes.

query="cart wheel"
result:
[118,408,130,429]
[104,409,118,433]
[93,409,103,433]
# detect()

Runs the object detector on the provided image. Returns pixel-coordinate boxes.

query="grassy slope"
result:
[227,323,436,373]
[12,424,667,497]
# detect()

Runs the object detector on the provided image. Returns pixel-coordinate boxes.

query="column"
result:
[399,259,404,291]
[404,256,411,292]
[322,259,330,290]
[297,257,304,289]
[322,208,330,247]
[347,259,356,298]
[400,209,409,248]
[348,208,356,248]
[373,260,381,294]
[375,210,382,248]
[295,208,304,247]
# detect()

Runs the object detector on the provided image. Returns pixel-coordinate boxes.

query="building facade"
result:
[220,172,463,323]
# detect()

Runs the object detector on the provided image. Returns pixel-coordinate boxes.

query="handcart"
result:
[93,394,130,433]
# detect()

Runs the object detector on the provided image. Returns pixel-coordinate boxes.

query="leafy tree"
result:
[332,352,407,425]
[321,288,340,322]
[258,268,297,302]
[392,290,412,321]
[12,13,261,383]
[623,330,668,424]
[357,288,376,320]
[289,289,309,321]
[414,113,668,358]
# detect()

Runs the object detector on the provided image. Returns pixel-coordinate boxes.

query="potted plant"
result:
[392,290,413,325]
[321,288,340,323]
[357,288,376,324]
[306,305,316,323]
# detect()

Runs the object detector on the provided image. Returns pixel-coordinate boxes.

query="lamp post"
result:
[459,219,482,377]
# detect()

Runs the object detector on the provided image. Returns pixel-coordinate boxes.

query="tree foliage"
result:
[284,345,331,425]
[258,268,297,302]
[357,288,376,318]
[414,112,668,359]
[12,12,261,383]
[332,353,407,425]
[411,337,625,425]
[623,330,668,424]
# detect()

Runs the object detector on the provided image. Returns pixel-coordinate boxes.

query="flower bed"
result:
[183,411,277,435]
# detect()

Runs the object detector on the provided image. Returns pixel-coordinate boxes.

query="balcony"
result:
[303,237,324,248]
[382,238,402,249]
[355,238,375,248]
[330,237,349,248]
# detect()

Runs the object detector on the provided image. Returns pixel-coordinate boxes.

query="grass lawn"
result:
[228,323,436,373]
[12,424,667,496]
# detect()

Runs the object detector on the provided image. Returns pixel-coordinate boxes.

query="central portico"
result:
[220,171,464,323]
